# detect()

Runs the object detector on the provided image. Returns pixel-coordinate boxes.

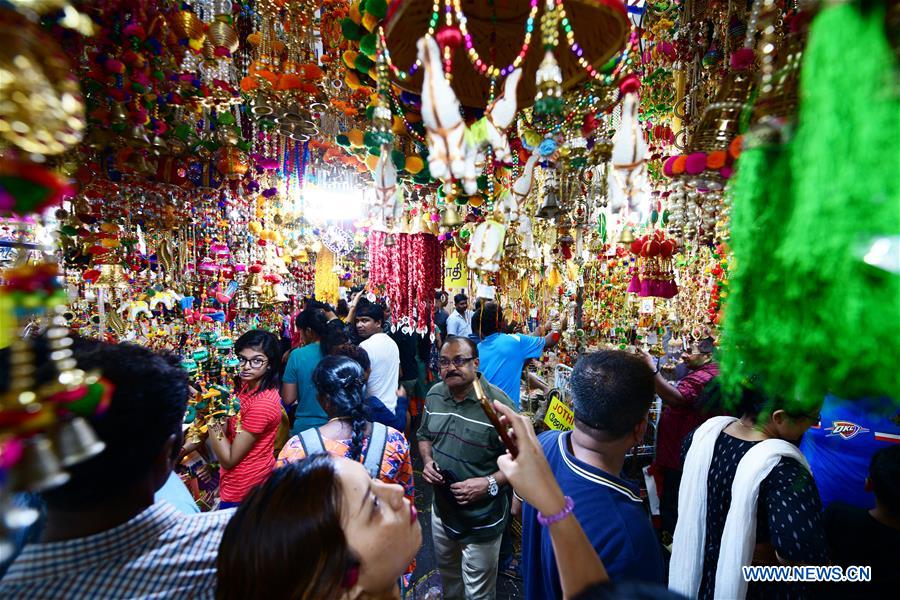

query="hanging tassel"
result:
[627,271,641,293]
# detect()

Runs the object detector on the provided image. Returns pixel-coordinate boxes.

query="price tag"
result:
[544,396,575,431]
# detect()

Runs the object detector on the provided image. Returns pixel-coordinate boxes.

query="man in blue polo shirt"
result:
[473,302,560,409]
[521,350,665,599]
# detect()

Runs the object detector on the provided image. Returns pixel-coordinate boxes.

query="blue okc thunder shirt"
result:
[522,431,665,599]
[800,395,899,509]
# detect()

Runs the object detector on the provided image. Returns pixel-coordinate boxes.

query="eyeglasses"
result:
[438,357,475,369]
[238,356,268,369]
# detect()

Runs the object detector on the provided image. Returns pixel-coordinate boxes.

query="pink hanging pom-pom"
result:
[730,48,756,71]
[619,74,641,95]
[436,26,463,51]
[662,156,679,177]
[685,152,707,175]
[627,272,641,293]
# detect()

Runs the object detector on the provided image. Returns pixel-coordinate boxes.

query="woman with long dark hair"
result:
[217,454,421,600]
[208,329,284,508]
[670,382,828,599]
[276,355,414,502]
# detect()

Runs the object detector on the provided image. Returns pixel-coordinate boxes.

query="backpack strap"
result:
[362,422,388,479]
[298,427,326,456]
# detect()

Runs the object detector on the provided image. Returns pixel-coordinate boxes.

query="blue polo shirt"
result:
[522,431,664,599]
[477,333,545,409]
[800,395,899,509]
[283,342,327,435]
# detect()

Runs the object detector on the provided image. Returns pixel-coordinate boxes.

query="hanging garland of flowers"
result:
[367,231,441,334]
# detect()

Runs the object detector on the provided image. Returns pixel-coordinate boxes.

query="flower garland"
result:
[367,231,441,334]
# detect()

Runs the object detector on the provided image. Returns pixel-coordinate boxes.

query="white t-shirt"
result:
[447,310,473,337]
[360,332,401,412]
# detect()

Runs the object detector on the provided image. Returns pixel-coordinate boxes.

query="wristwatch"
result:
[486,475,499,497]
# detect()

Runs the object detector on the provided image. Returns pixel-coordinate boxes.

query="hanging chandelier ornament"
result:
[534,0,564,118]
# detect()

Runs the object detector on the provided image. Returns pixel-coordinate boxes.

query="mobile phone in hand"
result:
[473,378,518,458]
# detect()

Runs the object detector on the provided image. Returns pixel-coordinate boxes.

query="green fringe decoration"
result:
[720,3,900,411]
[719,142,797,408]
[777,3,900,402]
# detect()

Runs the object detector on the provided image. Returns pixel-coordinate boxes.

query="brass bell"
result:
[110,102,128,124]
[439,205,462,227]
[1,495,39,531]
[618,228,636,244]
[383,233,397,247]
[248,273,264,294]
[128,124,151,149]
[251,95,274,117]
[53,417,106,467]
[94,264,129,289]
[536,191,560,220]
[150,134,168,156]
[12,435,70,493]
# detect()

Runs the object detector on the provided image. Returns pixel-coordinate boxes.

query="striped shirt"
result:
[417,374,514,543]
[0,501,233,599]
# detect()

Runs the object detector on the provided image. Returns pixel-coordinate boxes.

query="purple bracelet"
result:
[537,496,575,527]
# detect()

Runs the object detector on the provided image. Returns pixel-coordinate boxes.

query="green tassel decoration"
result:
[720,3,900,411]
[719,141,797,409]
[776,3,900,402]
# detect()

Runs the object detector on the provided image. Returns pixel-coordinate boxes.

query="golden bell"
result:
[752,25,805,127]
[53,417,106,467]
[536,191,561,220]
[618,228,635,244]
[150,134,168,156]
[251,95,274,116]
[171,9,204,40]
[128,124,151,149]
[684,67,753,190]
[248,273,264,294]
[208,18,239,54]
[439,205,462,227]
[12,435,70,493]
[94,264,129,289]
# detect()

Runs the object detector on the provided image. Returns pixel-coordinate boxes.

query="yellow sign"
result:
[544,396,575,431]
[443,249,469,289]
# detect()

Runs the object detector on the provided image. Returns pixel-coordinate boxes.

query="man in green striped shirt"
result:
[418,336,516,599]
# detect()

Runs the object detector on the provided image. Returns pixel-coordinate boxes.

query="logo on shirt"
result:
[825,421,870,440]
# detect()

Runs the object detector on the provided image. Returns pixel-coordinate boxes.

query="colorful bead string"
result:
[556,0,639,85]
[453,0,539,78]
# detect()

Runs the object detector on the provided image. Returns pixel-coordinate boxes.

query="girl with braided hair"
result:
[277,355,414,504]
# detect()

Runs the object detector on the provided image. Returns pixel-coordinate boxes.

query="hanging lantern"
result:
[217,147,249,180]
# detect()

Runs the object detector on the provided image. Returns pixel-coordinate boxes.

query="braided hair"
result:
[312,355,368,461]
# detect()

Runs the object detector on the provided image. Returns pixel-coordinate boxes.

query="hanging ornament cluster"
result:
[367,230,441,334]
[626,230,679,299]
[0,263,113,499]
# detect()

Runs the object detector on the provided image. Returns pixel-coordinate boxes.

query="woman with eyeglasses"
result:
[670,380,828,599]
[208,329,284,509]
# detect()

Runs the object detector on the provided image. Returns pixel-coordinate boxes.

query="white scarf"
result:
[668,416,737,598]
[714,439,809,599]
[668,416,811,599]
